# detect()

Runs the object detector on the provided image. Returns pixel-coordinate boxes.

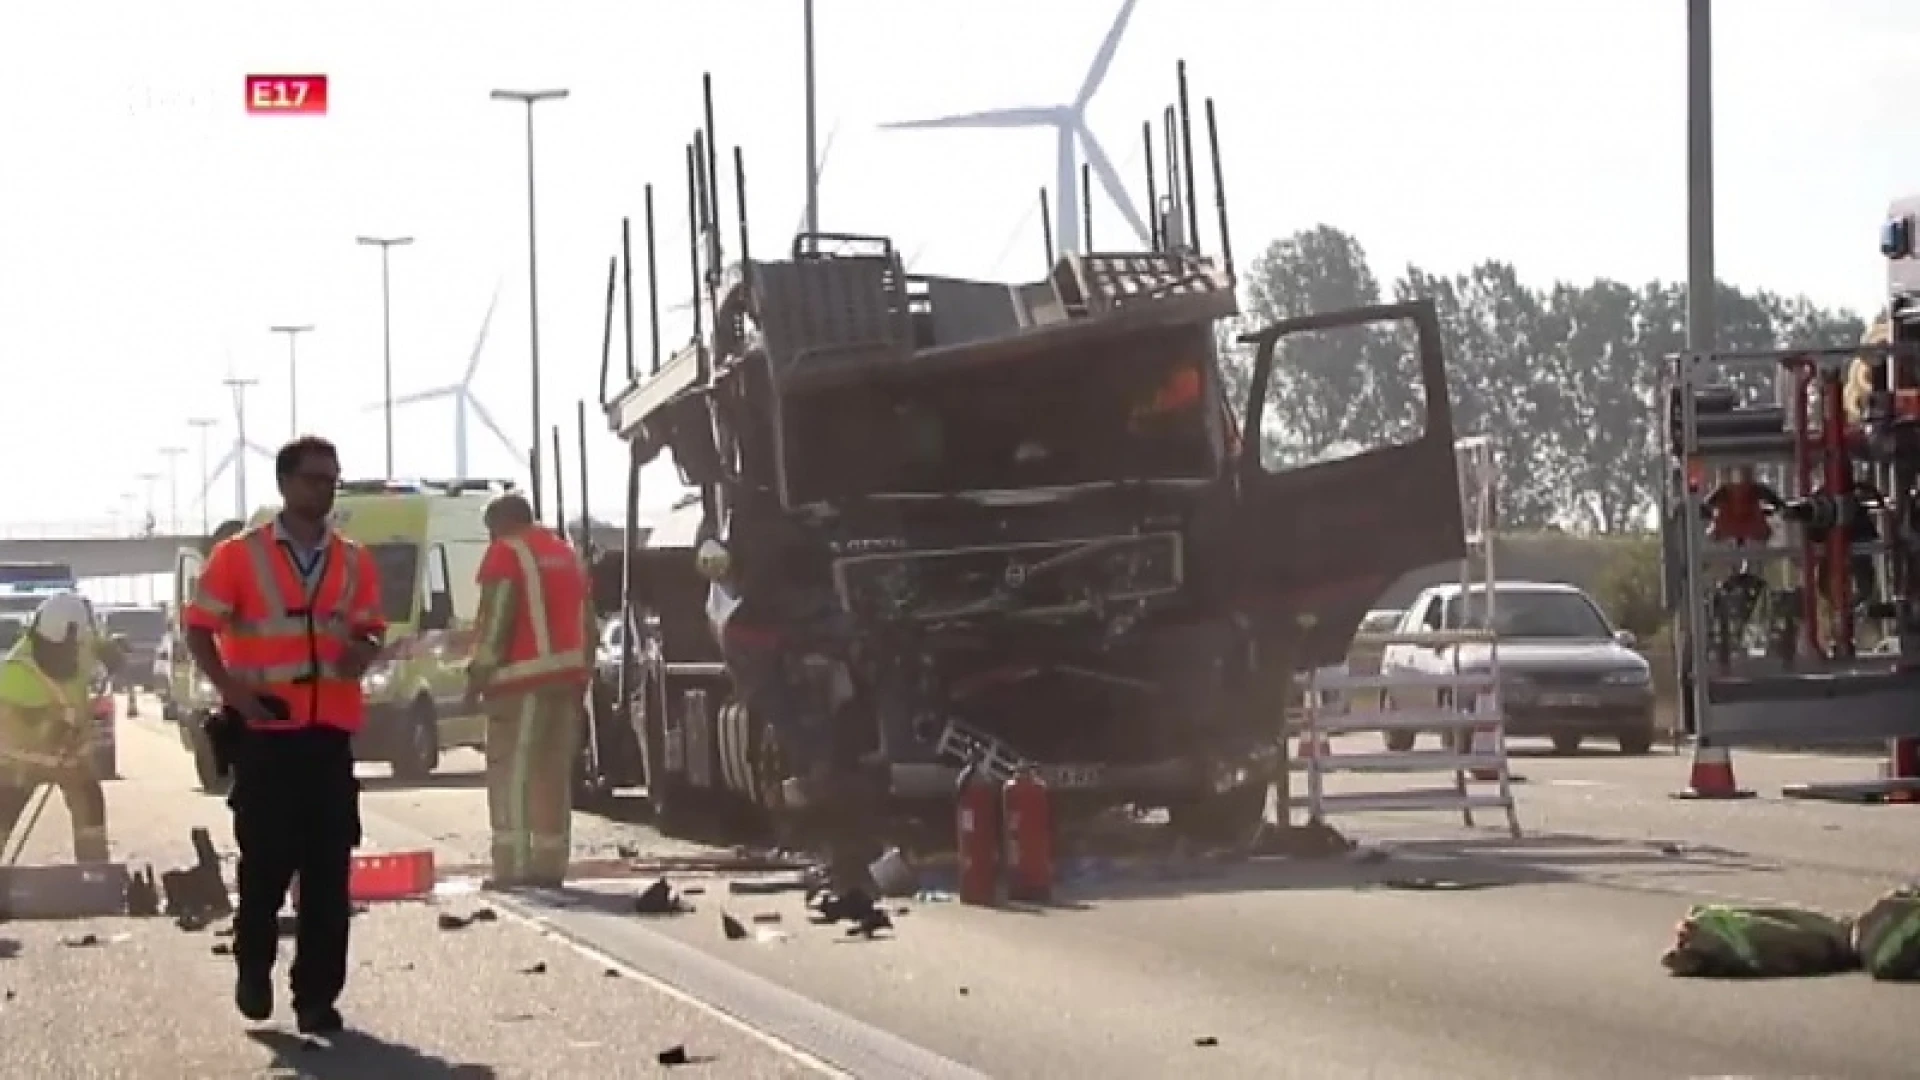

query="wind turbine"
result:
[197,378,276,522]
[879,0,1149,257]
[372,284,520,478]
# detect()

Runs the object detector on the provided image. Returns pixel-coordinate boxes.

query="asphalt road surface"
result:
[13,704,1920,1078]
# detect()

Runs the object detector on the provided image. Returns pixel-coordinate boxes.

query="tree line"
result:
[1219,225,1869,533]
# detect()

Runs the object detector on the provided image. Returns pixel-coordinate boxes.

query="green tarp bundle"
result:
[1854,887,1920,981]
[1663,889,1920,980]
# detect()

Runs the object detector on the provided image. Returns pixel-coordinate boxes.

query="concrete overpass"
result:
[0,521,639,580]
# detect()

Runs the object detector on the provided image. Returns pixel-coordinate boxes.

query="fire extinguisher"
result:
[955,757,1002,907]
[1003,767,1054,904]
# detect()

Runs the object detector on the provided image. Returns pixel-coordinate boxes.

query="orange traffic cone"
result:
[1671,742,1755,800]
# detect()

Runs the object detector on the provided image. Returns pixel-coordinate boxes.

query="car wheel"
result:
[1551,733,1583,755]
[388,701,440,783]
[1383,730,1417,753]
[1616,728,1655,756]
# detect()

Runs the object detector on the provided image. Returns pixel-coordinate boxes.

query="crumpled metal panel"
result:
[751,255,914,374]
[1063,252,1238,321]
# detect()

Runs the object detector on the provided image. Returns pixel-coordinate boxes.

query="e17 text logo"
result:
[245,75,328,116]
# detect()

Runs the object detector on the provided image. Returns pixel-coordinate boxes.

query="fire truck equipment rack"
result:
[1664,340,1920,803]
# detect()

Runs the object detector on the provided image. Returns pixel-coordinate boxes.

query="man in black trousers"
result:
[183,437,386,1034]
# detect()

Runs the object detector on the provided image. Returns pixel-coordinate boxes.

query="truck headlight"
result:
[361,667,392,694]
[1603,668,1651,686]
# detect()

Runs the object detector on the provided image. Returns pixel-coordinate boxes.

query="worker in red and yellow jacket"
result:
[463,493,595,889]
[184,436,386,1036]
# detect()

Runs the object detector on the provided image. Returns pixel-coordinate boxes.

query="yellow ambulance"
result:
[169,478,509,791]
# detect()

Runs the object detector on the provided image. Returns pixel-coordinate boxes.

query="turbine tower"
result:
[374,285,519,478]
[197,378,275,521]
[880,0,1149,257]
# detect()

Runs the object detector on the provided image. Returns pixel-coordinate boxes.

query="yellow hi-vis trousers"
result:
[0,770,109,863]
[483,685,583,886]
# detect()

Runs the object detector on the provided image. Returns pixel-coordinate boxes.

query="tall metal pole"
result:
[803,0,820,235]
[157,447,185,534]
[268,324,314,436]
[136,471,160,536]
[357,235,413,478]
[490,88,570,520]
[186,417,216,534]
[223,377,258,520]
[1686,0,1716,354]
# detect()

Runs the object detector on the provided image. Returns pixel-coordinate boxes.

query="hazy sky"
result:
[1,0,1912,533]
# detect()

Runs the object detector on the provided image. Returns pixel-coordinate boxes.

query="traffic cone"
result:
[1671,742,1755,800]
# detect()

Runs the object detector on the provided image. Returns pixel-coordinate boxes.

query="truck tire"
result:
[388,699,441,783]
[640,668,706,837]
[1616,728,1655,756]
[1170,782,1268,850]
[1551,733,1584,755]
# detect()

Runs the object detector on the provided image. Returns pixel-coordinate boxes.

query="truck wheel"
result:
[1551,733,1583,755]
[388,700,441,783]
[188,727,229,796]
[1616,728,1655,756]
[1170,783,1268,850]
[1383,730,1416,753]
[640,671,705,837]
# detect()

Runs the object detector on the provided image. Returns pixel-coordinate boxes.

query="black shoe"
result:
[295,1004,344,1035]
[234,974,273,1022]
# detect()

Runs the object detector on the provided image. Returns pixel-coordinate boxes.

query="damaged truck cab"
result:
[602,225,1466,843]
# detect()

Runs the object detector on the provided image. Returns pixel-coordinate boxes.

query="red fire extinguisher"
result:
[955,758,1003,907]
[1003,767,1054,904]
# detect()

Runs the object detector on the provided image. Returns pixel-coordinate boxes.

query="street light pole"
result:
[136,471,160,536]
[158,447,186,534]
[186,417,217,534]
[804,0,820,235]
[490,87,570,520]
[268,324,314,437]
[1686,0,1715,354]
[223,377,259,520]
[356,235,414,478]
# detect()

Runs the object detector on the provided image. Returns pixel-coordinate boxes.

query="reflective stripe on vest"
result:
[488,533,588,694]
[215,526,372,731]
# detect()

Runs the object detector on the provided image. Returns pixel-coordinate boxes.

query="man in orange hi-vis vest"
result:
[463,492,595,888]
[183,436,387,1036]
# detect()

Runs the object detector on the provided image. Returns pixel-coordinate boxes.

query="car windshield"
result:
[1444,589,1613,640]
[104,608,167,642]
[367,543,422,625]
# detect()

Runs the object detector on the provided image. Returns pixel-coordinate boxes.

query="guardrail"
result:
[0,521,198,540]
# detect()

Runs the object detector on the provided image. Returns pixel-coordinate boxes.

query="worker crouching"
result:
[464,493,594,890]
[0,593,112,863]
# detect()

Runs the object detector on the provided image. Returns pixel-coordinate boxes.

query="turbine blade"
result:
[368,387,457,412]
[463,284,502,384]
[198,449,237,502]
[1082,132,1151,247]
[1077,0,1140,107]
[881,107,1060,131]
[468,399,521,461]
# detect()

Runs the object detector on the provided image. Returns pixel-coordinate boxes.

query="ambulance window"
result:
[425,544,451,602]
[421,545,454,631]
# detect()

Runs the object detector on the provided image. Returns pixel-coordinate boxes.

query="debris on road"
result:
[633,878,690,916]
[436,908,499,931]
[124,867,159,917]
[1194,1036,1219,1048]
[519,961,548,975]
[720,913,748,941]
[727,875,810,896]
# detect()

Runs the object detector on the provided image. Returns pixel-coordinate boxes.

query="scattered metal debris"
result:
[634,879,690,916]
[436,909,499,931]
[1194,1036,1219,1048]
[720,913,748,941]
[518,961,547,975]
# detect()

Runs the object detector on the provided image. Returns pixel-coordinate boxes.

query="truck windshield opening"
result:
[368,543,422,624]
[779,326,1219,504]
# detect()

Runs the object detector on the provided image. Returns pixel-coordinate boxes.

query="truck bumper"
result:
[885,738,1285,802]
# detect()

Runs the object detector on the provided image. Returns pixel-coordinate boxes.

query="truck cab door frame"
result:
[1231,298,1467,669]
[169,547,205,715]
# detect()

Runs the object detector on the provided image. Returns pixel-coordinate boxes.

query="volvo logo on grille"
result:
[1003,561,1028,588]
